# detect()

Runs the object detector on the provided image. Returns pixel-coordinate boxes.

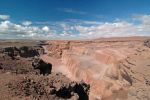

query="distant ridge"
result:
[94,36,150,42]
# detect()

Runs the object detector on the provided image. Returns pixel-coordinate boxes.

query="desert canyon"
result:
[0,37,150,100]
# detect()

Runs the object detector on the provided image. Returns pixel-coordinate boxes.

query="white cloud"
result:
[0,14,10,20]
[0,14,150,39]
[133,14,150,34]
[74,21,139,38]
[134,15,150,24]
[42,26,50,32]
[0,20,55,39]
[22,21,32,26]
[60,23,72,31]
[0,20,74,39]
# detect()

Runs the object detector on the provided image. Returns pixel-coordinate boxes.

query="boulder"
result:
[32,58,52,75]
[51,81,90,100]
[3,47,19,58]
[144,39,150,48]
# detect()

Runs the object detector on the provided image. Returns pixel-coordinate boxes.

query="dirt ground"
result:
[0,40,89,100]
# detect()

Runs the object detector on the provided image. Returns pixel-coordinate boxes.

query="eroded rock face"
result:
[32,58,52,75]
[41,40,136,99]
[62,51,132,99]
[46,41,70,58]
[57,41,142,99]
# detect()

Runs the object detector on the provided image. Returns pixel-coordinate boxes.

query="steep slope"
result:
[62,47,133,99]
[42,38,150,100]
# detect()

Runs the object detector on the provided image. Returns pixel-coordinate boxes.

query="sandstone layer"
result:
[42,37,150,100]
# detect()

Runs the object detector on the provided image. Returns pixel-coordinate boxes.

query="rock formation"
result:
[7,74,90,100]
[43,38,150,100]
[62,48,133,99]
[46,41,70,58]
[144,39,150,48]
[1,46,44,58]
[32,58,52,75]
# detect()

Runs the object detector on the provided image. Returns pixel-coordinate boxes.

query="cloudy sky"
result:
[0,0,150,39]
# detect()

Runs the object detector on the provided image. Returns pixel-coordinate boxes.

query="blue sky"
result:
[0,0,150,39]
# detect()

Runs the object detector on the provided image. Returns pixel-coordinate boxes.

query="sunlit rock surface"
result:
[41,37,150,100]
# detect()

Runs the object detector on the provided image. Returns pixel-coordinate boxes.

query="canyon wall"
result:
[44,39,150,100]
[61,46,133,99]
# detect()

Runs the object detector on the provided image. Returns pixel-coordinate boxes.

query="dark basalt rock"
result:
[32,58,52,75]
[19,46,40,58]
[0,63,3,69]
[144,39,150,48]
[3,47,19,58]
[53,81,90,100]
[1,46,44,58]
